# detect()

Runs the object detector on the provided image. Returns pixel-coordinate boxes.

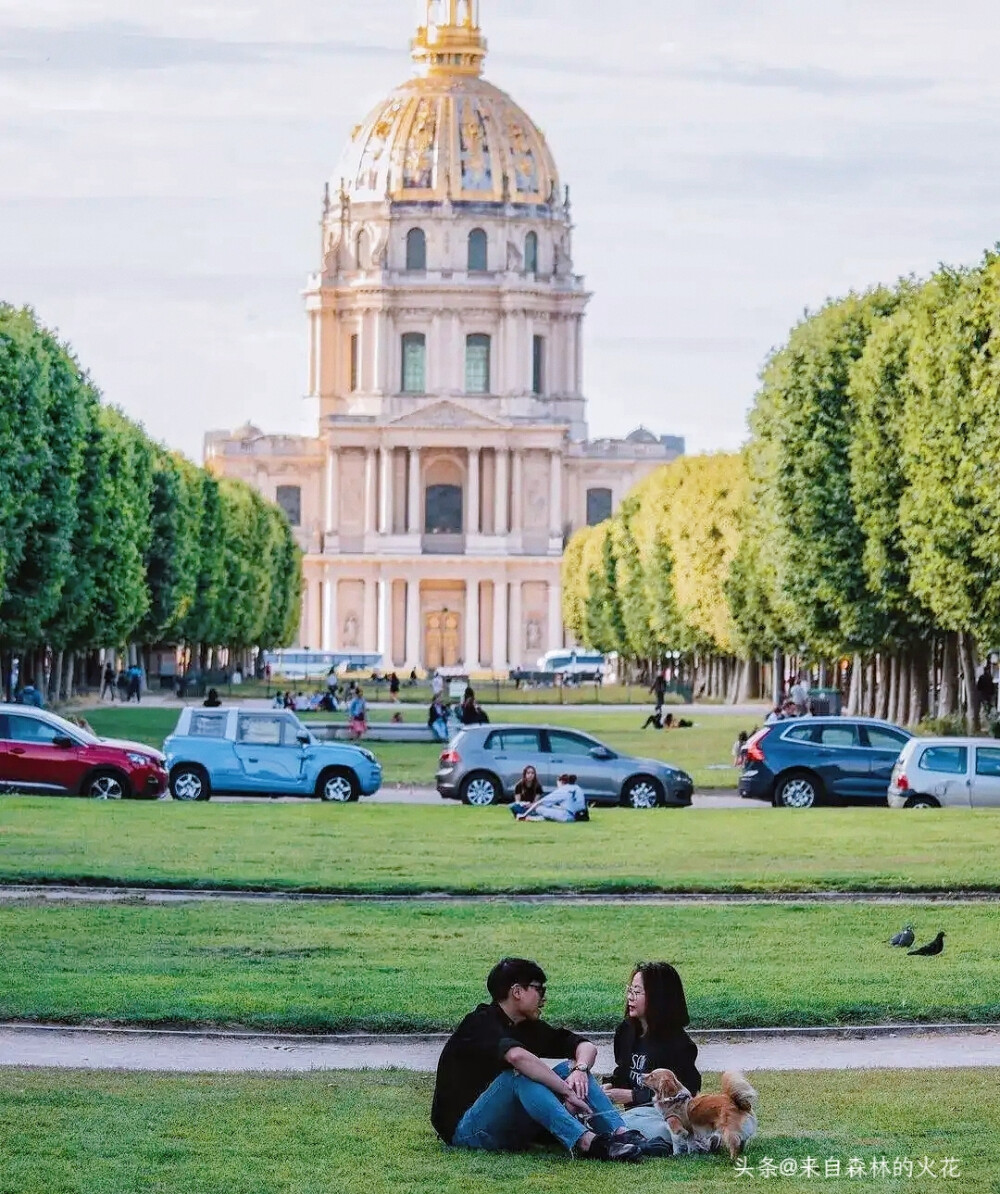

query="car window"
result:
[547,731,598,757]
[918,746,968,775]
[6,715,62,745]
[817,725,858,747]
[865,727,910,751]
[188,712,228,738]
[236,715,284,746]
[975,747,1000,778]
[782,725,817,743]
[485,730,540,752]
[281,718,308,745]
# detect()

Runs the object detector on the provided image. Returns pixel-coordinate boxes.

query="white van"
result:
[888,737,1000,808]
[536,650,606,680]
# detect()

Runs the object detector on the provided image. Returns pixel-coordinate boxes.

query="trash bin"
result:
[808,687,842,716]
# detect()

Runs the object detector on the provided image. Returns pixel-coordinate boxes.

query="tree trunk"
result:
[771,648,783,707]
[846,654,862,716]
[959,632,981,732]
[897,651,912,726]
[886,653,899,724]
[863,657,876,718]
[64,653,76,700]
[50,649,64,703]
[939,632,959,717]
[909,642,930,725]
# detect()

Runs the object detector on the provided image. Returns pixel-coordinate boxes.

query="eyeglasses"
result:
[626,986,643,999]
[527,982,546,997]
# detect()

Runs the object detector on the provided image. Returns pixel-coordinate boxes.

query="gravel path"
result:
[1,884,997,905]
[2,1023,997,1073]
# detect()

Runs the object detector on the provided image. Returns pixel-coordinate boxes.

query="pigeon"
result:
[908,931,946,956]
[889,925,915,948]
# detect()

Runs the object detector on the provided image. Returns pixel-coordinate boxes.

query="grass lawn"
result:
[0,1068,991,1194]
[80,706,749,790]
[2,899,995,1031]
[2,799,999,895]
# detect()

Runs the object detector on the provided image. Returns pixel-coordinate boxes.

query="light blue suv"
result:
[164,707,382,802]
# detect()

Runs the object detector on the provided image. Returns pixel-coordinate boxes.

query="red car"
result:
[0,704,167,799]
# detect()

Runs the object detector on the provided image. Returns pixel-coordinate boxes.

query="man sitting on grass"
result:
[431,957,643,1163]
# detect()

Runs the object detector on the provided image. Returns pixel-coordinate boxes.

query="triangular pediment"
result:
[387,401,510,430]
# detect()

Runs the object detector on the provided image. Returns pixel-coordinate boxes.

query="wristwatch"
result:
[570,1061,591,1074]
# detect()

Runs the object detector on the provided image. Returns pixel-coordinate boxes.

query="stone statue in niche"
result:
[506,239,523,271]
[526,619,542,651]
[343,613,360,648]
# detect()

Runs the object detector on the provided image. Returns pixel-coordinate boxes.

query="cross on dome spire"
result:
[412,0,487,77]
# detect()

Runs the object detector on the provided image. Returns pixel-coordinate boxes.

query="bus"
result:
[535,650,607,681]
[263,650,383,680]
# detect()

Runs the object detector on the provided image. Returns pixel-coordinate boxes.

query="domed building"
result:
[206,0,684,670]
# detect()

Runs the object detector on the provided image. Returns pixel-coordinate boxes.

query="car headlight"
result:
[360,749,377,763]
[127,752,151,766]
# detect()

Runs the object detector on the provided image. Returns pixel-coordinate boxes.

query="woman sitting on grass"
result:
[511,773,588,823]
[603,962,701,1147]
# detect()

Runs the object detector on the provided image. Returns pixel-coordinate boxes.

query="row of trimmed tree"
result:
[0,305,302,700]
[564,247,1000,728]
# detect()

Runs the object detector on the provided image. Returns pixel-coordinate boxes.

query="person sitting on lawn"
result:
[428,696,450,742]
[512,773,588,823]
[431,957,643,1163]
[603,961,701,1148]
[512,765,544,806]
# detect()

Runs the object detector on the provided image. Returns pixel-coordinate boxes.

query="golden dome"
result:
[336,1,560,207]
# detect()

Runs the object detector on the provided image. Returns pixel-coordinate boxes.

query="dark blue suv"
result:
[739,718,913,808]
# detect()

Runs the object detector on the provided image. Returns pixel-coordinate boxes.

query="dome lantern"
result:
[412,0,487,77]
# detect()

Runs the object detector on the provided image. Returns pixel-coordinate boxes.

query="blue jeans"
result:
[452,1061,626,1154]
[431,719,449,742]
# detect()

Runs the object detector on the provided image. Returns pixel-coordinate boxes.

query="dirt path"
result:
[2,1023,997,1073]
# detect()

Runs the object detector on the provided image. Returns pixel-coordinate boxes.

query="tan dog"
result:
[642,1068,758,1159]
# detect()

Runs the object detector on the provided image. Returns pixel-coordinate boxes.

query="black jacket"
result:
[611,1019,701,1106]
[431,1002,585,1143]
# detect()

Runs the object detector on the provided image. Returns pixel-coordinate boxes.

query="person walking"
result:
[101,663,116,702]
[348,688,368,739]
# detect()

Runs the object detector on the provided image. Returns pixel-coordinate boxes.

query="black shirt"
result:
[611,1019,701,1107]
[431,1002,586,1143]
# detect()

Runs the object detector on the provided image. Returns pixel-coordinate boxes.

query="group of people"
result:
[432,957,700,1163]
[100,662,143,703]
[510,767,588,822]
[643,672,693,731]
[428,684,490,742]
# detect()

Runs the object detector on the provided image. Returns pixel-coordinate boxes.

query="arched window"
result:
[587,488,613,526]
[532,335,545,395]
[468,228,488,272]
[355,229,368,269]
[524,231,538,275]
[465,334,491,394]
[406,228,426,271]
[425,484,463,534]
[401,333,426,394]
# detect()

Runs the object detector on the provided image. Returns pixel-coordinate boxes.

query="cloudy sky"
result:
[2,0,999,460]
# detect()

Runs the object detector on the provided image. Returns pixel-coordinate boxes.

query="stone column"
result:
[325,448,339,538]
[322,572,338,651]
[493,448,509,536]
[364,448,377,534]
[377,578,390,662]
[407,448,421,534]
[467,448,480,535]
[379,446,392,535]
[491,579,508,673]
[363,577,378,653]
[508,580,523,666]
[510,451,523,532]
[464,578,480,669]
[547,577,562,652]
[406,578,422,667]
[373,309,384,394]
[549,450,563,540]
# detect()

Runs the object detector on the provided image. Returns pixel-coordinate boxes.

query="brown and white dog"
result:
[642,1068,758,1159]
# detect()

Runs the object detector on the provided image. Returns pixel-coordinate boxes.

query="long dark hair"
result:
[626,961,690,1033]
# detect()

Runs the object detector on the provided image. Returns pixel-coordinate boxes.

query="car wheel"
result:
[621,775,665,810]
[461,772,502,807]
[774,771,822,809]
[170,765,211,802]
[905,795,939,809]
[83,770,129,801]
[318,768,359,803]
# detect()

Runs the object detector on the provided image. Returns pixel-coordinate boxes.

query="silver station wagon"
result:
[435,724,694,809]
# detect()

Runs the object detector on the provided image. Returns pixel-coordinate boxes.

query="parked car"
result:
[739,717,912,808]
[888,737,1000,808]
[0,704,167,799]
[435,724,693,808]
[163,707,382,802]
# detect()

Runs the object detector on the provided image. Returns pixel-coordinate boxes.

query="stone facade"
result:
[205,1,683,671]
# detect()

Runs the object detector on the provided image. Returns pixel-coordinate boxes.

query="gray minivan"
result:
[435,724,693,808]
